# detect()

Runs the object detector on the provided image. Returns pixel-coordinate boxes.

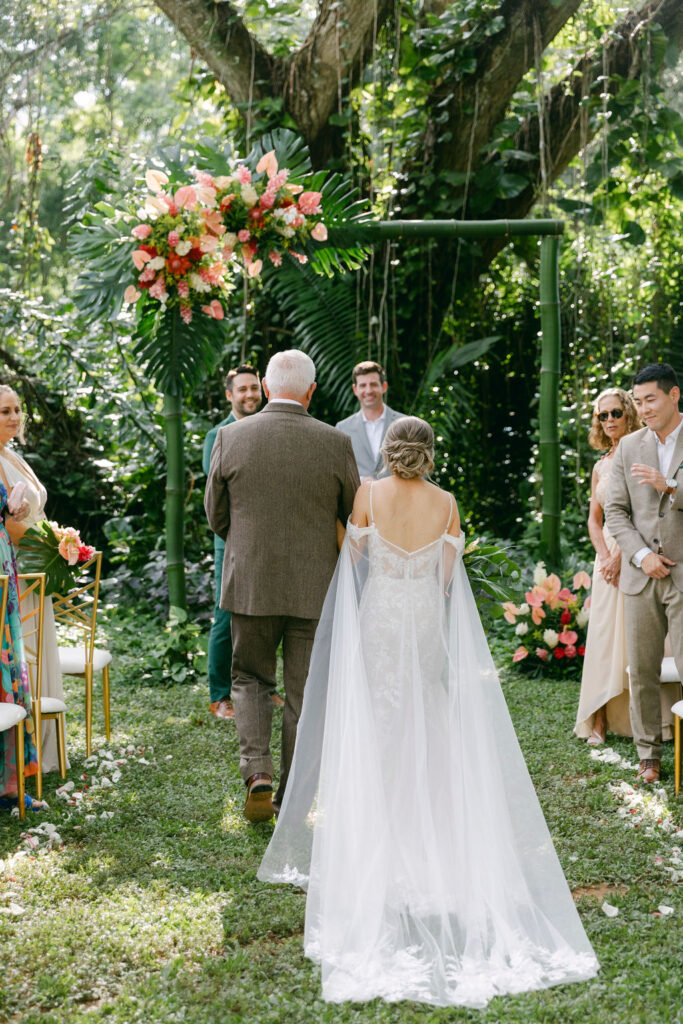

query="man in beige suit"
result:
[204,350,359,821]
[606,363,683,784]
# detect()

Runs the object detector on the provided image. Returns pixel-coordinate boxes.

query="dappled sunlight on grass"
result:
[1,614,683,1021]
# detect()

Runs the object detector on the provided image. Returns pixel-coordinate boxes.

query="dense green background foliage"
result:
[1,0,682,610]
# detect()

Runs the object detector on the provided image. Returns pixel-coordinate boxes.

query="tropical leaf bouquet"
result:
[18,520,96,596]
[501,562,591,679]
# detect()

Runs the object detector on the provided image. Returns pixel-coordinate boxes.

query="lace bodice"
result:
[347,521,465,579]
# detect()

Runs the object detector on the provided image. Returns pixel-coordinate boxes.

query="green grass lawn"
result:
[1,613,683,1024]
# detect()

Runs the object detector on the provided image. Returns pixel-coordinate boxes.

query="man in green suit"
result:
[203,364,263,719]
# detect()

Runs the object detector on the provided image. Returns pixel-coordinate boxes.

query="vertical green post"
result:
[539,235,562,566]
[163,390,187,610]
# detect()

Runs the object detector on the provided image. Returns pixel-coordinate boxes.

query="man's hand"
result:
[641,552,675,579]
[631,463,669,493]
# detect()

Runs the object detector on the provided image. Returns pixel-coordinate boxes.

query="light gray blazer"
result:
[335,405,404,479]
[204,402,359,618]
[605,424,683,595]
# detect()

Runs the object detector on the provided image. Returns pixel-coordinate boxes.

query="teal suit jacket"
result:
[203,412,235,554]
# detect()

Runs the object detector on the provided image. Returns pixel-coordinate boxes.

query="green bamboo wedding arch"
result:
[327,217,564,567]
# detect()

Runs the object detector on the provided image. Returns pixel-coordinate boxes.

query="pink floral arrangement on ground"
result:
[501,562,591,678]
[122,151,327,323]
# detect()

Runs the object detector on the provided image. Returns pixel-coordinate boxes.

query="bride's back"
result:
[362,477,456,552]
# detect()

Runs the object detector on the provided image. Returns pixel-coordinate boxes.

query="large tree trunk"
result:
[152,0,394,165]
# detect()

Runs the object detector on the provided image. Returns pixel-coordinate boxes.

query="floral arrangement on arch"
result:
[18,520,96,597]
[501,562,592,679]
[122,150,327,324]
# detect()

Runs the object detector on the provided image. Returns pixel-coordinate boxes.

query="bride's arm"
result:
[444,494,462,585]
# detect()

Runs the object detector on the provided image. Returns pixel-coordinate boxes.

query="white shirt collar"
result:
[361,405,386,425]
[269,398,303,407]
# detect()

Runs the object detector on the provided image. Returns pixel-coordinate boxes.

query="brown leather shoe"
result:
[637,759,661,784]
[244,773,275,822]
[209,699,235,720]
[269,692,285,708]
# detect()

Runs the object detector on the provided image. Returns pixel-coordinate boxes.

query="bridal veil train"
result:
[258,519,598,1008]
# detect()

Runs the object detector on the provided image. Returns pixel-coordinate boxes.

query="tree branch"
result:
[477,0,683,262]
[152,0,275,107]
[286,0,395,142]
[426,0,583,176]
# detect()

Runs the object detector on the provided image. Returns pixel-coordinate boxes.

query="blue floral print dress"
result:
[0,481,38,794]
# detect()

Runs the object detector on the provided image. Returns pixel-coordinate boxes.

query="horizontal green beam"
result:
[327,219,564,244]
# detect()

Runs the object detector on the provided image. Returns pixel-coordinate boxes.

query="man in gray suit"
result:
[335,361,404,481]
[606,362,683,784]
[205,350,359,821]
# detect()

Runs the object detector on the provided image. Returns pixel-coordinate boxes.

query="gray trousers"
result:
[624,577,683,760]
[230,612,318,806]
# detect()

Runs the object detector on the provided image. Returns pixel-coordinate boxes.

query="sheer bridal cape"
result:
[258,522,598,1007]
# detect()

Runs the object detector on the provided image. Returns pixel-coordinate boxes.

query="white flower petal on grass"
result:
[138,757,151,765]
[658,904,674,916]
[0,902,25,916]
[601,901,619,917]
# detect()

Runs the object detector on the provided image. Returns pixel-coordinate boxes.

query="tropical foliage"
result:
[0,0,682,607]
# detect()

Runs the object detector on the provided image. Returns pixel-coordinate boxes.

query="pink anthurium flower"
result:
[573,570,592,591]
[298,191,323,215]
[559,630,578,646]
[132,249,152,271]
[145,169,169,193]
[512,646,529,663]
[256,150,278,179]
[174,185,198,210]
[201,299,224,320]
[311,221,328,241]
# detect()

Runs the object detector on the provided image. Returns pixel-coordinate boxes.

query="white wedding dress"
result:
[259,505,598,1007]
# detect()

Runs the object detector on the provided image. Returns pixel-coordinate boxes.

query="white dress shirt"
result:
[362,407,386,462]
[633,417,683,567]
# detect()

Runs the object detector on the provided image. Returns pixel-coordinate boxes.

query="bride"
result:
[259,415,598,1008]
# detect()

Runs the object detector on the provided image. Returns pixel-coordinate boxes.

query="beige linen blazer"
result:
[204,402,360,618]
[605,424,683,595]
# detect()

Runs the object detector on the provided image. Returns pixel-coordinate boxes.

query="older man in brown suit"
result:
[606,362,683,784]
[205,349,359,821]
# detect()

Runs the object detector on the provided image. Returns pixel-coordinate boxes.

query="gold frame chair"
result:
[18,572,67,798]
[0,573,28,820]
[53,551,111,757]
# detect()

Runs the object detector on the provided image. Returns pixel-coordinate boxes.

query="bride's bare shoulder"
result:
[350,479,372,526]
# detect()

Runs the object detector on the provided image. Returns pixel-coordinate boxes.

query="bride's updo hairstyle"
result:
[381,416,434,479]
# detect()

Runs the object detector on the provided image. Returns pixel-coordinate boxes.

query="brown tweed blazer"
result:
[605,424,683,595]
[204,401,360,618]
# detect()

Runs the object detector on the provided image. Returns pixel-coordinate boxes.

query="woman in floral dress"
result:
[0,479,43,811]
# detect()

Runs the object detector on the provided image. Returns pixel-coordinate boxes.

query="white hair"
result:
[264,350,316,398]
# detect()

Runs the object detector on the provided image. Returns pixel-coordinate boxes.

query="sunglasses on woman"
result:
[597,409,624,422]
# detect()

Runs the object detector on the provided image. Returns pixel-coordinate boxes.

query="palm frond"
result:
[265,258,366,414]
[133,306,227,397]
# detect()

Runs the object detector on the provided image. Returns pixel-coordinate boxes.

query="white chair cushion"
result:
[59,647,112,674]
[626,657,681,684]
[40,696,67,714]
[0,704,28,730]
[672,700,683,719]
[660,657,681,684]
